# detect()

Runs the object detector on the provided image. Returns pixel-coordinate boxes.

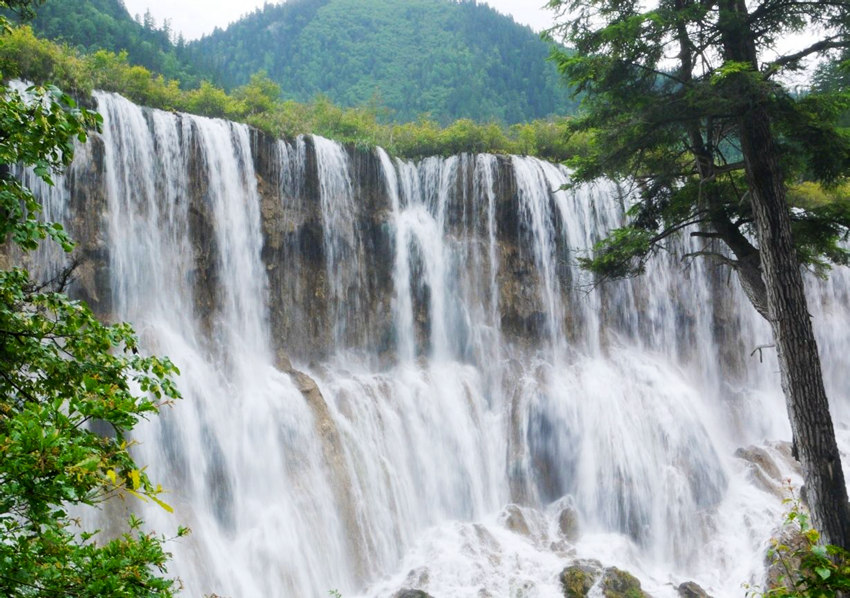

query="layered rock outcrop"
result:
[50,107,756,390]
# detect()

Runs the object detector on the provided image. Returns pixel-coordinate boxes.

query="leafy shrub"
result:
[748,501,850,597]
[0,74,185,598]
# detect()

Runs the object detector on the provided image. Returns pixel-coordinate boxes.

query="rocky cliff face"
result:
[256,134,399,362]
[38,97,778,520]
[57,120,576,361]
[55,118,753,382]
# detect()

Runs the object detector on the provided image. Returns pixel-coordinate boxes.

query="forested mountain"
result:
[186,0,576,123]
[18,0,576,124]
[19,0,201,85]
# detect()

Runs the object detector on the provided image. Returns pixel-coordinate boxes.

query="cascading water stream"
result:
[512,157,568,354]
[313,136,364,347]
[26,92,850,597]
[92,93,358,596]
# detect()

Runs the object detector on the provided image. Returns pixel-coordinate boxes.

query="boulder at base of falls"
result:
[559,560,602,597]
[677,581,712,598]
[557,505,580,542]
[559,561,652,598]
[393,590,434,598]
[500,504,532,537]
[601,567,651,598]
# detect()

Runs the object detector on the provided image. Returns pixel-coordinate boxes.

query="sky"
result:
[121,0,556,41]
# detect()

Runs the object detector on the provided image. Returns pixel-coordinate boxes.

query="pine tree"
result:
[546,0,850,547]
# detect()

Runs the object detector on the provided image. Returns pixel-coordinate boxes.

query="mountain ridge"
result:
[22,0,577,124]
[187,0,575,123]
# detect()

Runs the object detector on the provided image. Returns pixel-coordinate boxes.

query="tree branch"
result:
[682,250,739,268]
[748,0,850,25]
[764,37,850,72]
[750,343,776,363]
[714,161,745,175]
[647,213,709,246]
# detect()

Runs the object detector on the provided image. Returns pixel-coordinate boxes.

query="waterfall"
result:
[92,93,356,596]
[27,92,850,597]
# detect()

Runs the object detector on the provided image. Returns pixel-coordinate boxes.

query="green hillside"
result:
[20,0,201,85]
[16,0,577,124]
[187,0,576,123]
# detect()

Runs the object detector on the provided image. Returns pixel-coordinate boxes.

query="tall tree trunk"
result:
[739,107,850,548]
[718,0,850,549]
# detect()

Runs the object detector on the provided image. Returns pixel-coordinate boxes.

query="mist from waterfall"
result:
[29,91,850,597]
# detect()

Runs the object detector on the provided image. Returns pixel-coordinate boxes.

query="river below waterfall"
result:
[27,90,850,597]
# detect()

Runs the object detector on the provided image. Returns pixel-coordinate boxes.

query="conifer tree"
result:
[547,0,850,548]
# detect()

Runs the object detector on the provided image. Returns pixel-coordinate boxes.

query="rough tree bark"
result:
[719,0,850,549]
[741,106,850,549]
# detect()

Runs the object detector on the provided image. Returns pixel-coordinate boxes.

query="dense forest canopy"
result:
[15,0,201,85]
[23,0,578,124]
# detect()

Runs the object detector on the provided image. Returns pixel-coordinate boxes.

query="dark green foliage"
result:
[187,0,577,124]
[16,0,201,86]
[814,50,850,96]
[14,0,580,124]
[547,0,850,282]
[577,226,654,280]
[0,84,96,250]
[0,26,585,161]
[813,51,850,127]
[0,263,185,596]
[6,0,578,124]
[787,183,850,276]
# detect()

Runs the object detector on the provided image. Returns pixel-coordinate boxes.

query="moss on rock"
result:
[600,567,650,598]
[559,560,602,597]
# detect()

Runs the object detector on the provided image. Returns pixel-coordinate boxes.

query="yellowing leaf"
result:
[129,469,141,490]
[149,494,174,514]
[127,489,146,502]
